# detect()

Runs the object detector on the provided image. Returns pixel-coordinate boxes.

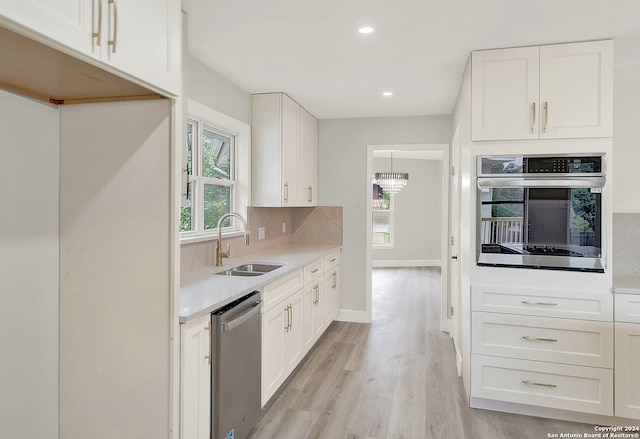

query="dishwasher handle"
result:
[222,300,261,332]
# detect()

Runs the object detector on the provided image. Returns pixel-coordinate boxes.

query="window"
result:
[181,101,250,241]
[372,183,394,247]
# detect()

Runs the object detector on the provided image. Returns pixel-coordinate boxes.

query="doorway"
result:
[365,144,450,332]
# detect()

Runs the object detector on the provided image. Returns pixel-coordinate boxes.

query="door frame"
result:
[365,143,450,332]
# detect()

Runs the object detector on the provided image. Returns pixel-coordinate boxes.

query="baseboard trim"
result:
[335,309,370,323]
[372,259,441,268]
[455,347,463,378]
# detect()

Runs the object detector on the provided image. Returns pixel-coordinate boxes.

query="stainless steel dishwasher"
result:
[211,291,262,439]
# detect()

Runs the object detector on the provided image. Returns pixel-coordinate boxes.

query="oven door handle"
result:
[477,177,605,189]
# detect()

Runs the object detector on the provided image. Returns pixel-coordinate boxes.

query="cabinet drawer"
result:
[262,269,303,312]
[303,258,324,285]
[472,285,613,321]
[615,294,640,324]
[323,251,340,272]
[472,312,613,368]
[471,354,613,416]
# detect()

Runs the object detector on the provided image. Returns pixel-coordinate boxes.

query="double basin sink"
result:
[215,262,282,277]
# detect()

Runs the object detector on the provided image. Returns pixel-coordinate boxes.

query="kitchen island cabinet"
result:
[471,40,612,141]
[614,291,640,419]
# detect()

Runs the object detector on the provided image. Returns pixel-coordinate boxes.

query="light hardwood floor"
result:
[248,267,594,439]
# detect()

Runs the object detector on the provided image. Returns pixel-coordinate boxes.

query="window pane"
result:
[373,211,391,245]
[186,121,194,176]
[202,128,231,180]
[180,181,194,232]
[203,183,231,230]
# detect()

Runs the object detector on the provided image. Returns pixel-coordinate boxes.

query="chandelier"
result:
[375,151,409,195]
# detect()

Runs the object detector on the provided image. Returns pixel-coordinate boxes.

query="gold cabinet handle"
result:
[332,272,337,289]
[521,300,558,306]
[284,183,289,203]
[522,379,557,388]
[522,335,558,343]
[531,102,536,133]
[108,0,118,53]
[315,284,320,305]
[308,186,313,203]
[92,0,103,46]
[287,304,292,331]
[204,323,211,365]
[329,258,337,263]
[311,268,319,274]
[543,101,549,132]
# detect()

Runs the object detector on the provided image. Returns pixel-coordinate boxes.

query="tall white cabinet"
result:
[0,90,60,439]
[59,100,174,439]
[251,92,318,207]
[471,40,612,141]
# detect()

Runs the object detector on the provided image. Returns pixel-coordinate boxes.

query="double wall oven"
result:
[477,154,606,272]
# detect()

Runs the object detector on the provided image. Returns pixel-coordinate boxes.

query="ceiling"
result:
[182,0,640,120]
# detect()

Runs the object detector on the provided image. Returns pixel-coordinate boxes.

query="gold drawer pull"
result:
[522,335,558,343]
[522,379,557,388]
[330,258,337,262]
[311,268,319,274]
[521,300,558,306]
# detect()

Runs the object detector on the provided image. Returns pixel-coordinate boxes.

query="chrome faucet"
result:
[215,212,250,266]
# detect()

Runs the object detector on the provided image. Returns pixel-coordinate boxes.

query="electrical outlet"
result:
[258,227,265,240]
[282,222,286,234]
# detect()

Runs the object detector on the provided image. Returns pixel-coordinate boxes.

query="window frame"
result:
[372,189,395,249]
[180,100,250,244]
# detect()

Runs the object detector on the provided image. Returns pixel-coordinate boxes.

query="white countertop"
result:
[613,275,640,294]
[179,244,341,323]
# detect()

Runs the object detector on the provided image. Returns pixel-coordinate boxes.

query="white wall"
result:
[612,65,640,213]
[186,53,251,124]
[372,157,443,264]
[318,116,452,313]
[0,90,60,439]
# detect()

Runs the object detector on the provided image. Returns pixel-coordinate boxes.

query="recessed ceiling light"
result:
[382,91,393,97]
[358,26,374,34]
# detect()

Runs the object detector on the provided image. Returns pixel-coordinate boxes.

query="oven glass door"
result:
[478,183,603,271]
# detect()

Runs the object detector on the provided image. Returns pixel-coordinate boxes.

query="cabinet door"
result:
[471,46,540,141]
[615,322,640,419]
[284,290,304,371]
[100,0,181,96]
[325,268,340,323]
[0,0,95,56]
[181,315,211,439]
[302,282,315,353]
[281,94,300,206]
[539,41,613,139]
[298,108,317,206]
[262,304,287,406]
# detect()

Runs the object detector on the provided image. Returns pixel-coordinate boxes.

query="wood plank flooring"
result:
[247,267,593,439]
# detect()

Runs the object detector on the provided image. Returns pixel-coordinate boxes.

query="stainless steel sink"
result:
[215,262,283,277]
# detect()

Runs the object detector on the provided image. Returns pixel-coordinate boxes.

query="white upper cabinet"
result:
[0,0,181,97]
[0,0,94,54]
[471,40,612,141]
[252,93,318,207]
[472,46,540,141]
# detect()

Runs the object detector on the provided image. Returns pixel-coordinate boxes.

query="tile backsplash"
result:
[613,213,640,275]
[181,206,343,273]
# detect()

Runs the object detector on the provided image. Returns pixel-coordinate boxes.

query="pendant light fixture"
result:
[374,150,409,195]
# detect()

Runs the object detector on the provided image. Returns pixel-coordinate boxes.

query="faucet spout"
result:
[215,212,250,266]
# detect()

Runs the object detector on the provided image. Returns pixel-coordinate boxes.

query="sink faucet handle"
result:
[223,242,231,257]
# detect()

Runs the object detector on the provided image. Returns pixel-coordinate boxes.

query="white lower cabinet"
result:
[614,294,640,419]
[471,285,614,417]
[261,251,341,407]
[472,355,613,415]
[262,285,303,407]
[180,314,211,439]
